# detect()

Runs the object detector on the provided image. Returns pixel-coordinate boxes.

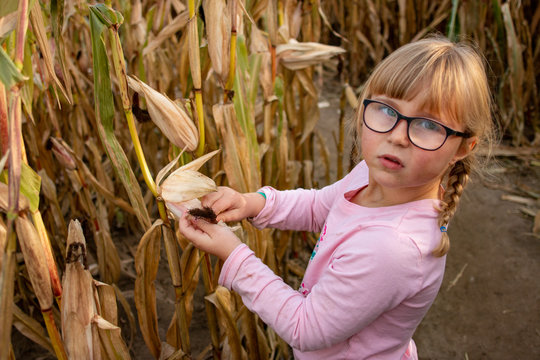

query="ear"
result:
[452,136,478,163]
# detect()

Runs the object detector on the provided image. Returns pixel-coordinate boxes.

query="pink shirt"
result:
[219,161,445,359]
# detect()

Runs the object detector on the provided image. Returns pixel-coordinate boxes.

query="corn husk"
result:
[156,149,220,216]
[250,26,273,100]
[203,0,231,84]
[127,76,199,151]
[61,220,96,359]
[15,216,53,311]
[276,39,346,70]
[49,137,77,170]
[161,169,217,204]
[130,0,147,49]
[344,84,359,109]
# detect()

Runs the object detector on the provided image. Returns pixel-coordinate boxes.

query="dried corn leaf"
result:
[15,216,53,310]
[32,212,62,298]
[501,3,525,144]
[134,220,163,358]
[0,11,17,38]
[130,0,147,49]
[29,1,69,104]
[50,0,73,103]
[213,104,250,193]
[94,280,131,359]
[0,228,15,360]
[127,75,199,151]
[206,286,247,360]
[144,11,189,56]
[203,0,231,84]
[12,303,54,355]
[276,40,346,70]
[165,237,197,350]
[344,84,358,109]
[299,95,320,145]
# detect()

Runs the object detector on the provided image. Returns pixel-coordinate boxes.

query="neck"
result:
[354,177,441,207]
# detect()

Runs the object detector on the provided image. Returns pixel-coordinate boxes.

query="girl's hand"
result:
[179,212,242,261]
[201,186,266,223]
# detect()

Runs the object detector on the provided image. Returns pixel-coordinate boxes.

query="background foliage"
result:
[0,0,538,359]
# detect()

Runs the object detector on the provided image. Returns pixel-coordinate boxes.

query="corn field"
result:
[0,0,538,359]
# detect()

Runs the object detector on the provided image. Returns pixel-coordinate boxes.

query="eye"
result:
[414,119,445,134]
[378,104,397,118]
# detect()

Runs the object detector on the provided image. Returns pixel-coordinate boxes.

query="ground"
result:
[11,79,540,359]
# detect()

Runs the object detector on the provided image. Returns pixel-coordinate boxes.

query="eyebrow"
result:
[371,96,441,121]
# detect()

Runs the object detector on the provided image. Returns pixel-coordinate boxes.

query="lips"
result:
[379,154,404,169]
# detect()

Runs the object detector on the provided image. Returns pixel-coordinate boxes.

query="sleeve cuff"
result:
[248,186,275,229]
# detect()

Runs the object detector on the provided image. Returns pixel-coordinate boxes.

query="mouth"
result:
[379,154,404,169]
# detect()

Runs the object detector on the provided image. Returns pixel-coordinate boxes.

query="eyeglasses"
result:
[362,99,471,151]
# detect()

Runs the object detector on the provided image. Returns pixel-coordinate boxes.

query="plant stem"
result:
[188,0,205,157]
[42,308,67,360]
[109,28,158,196]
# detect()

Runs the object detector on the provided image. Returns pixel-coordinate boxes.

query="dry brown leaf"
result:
[127,76,199,151]
[134,220,163,358]
[15,216,53,310]
[203,0,231,84]
[276,40,346,70]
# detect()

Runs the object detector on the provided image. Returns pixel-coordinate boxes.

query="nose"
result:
[387,118,410,147]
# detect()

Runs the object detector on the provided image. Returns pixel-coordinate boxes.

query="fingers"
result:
[179,212,243,261]
[200,189,223,208]
[178,213,209,242]
[201,187,246,221]
[216,208,244,223]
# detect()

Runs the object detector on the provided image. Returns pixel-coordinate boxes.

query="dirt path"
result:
[415,166,540,359]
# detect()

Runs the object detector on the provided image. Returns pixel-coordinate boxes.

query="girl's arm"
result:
[200,162,367,233]
[251,162,368,232]
[179,215,423,351]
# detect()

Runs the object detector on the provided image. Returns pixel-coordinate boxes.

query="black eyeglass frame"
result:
[362,99,471,151]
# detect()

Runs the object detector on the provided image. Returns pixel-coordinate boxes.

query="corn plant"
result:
[0,0,537,359]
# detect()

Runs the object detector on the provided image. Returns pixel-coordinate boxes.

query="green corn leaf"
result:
[21,32,34,123]
[20,163,40,213]
[0,46,26,88]
[0,163,39,212]
[447,0,459,41]
[89,3,151,229]
[0,0,18,17]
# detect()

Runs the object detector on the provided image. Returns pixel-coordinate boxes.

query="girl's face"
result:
[359,94,476,202]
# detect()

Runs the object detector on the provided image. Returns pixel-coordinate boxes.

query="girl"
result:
[178,36,494,359]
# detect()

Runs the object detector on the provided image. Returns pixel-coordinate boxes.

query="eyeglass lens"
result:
[363,101,448,150]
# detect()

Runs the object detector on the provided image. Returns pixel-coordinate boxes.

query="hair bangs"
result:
[365,39,473,129]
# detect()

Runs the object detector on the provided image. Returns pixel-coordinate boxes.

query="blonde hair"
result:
[355,36,495,256]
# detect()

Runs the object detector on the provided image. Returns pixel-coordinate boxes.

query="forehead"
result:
[368,80,461,127]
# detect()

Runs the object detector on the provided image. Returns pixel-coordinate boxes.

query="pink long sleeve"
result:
[219,161,445,359]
